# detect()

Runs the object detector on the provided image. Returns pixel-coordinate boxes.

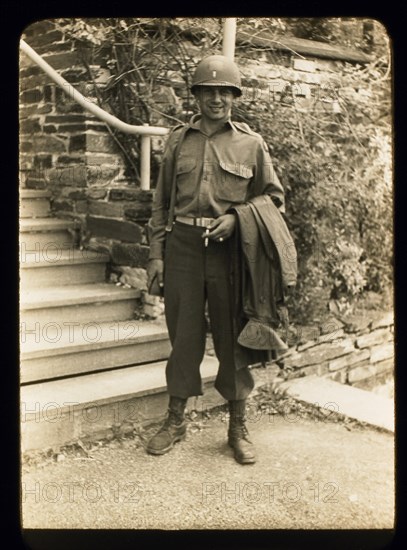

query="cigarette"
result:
[204,228,209,247]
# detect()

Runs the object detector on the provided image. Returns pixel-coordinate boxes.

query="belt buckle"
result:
[196,217,213,228]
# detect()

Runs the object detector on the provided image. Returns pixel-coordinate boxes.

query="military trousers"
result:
[163,221,254,401]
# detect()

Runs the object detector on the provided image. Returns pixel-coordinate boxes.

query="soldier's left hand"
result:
[203,214,236,242]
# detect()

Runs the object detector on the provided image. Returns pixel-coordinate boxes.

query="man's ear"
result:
[193,90,202,108]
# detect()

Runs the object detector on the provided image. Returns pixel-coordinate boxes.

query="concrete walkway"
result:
[22,402,394,531]
[277,375,394,432]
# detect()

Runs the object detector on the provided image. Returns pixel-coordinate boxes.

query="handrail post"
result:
[222,18,237,60]
[140,125,151,190]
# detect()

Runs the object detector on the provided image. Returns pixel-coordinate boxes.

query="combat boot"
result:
[228,399,256,464]
[146,396,187,455]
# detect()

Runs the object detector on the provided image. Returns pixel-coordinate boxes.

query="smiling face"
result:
[194,86,236,124]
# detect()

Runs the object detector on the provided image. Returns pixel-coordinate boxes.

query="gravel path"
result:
[21,410,394,531]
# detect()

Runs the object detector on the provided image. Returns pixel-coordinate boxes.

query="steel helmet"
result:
[190,55,242,97]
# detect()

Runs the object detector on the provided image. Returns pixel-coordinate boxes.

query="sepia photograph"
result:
[19,17,394,537]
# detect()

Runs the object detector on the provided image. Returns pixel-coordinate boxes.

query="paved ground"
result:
[21,406,394,531]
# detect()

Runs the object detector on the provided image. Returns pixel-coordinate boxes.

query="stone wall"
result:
[20,20,155,293]
[277,311,394,391]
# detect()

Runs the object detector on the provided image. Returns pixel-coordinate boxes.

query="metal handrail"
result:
[20,39,170,189]
[20,40,169,137]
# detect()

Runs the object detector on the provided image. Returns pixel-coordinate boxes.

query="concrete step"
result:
[20,355,221,452]
[20,218,79,249]
[20,283,141,325]
[20,189,51,218]
[20,190,51,198]
[20,249,109,288]
[21,177,48,190]
[20,319,171,383]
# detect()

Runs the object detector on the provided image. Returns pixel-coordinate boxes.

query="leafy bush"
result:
[233,38,392,321]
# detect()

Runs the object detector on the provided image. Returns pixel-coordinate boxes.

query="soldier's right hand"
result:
[147,259,164,289]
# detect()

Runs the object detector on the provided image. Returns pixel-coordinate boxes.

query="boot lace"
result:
[158,410,184,433]
[230,419,250,441]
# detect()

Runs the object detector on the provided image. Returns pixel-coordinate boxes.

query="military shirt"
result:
[149,114,285,260]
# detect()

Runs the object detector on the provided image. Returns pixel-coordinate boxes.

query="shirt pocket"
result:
[215,161,253,203]
[176,158,197,198]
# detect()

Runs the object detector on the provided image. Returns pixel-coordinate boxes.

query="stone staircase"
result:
[20,189,221,452]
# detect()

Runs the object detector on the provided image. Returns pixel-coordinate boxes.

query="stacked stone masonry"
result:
[279,311,394,391]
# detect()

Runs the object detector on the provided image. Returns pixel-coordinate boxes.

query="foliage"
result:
[54,18,392,322]
[233,36,392,321]
[286,18,364,47]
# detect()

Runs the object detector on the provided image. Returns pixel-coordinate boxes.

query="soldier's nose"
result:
[210,90,222,102]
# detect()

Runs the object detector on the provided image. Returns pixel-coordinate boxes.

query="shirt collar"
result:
[188,114,238,133]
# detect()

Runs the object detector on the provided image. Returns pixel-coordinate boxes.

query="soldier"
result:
[146,55,285,464]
